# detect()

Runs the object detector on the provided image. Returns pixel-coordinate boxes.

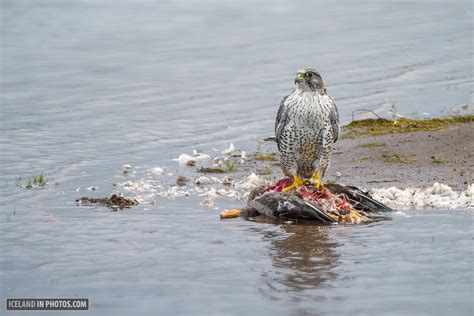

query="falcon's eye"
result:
[306,73,313,78]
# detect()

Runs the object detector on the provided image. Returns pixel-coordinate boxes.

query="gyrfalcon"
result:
[275,68,340,191]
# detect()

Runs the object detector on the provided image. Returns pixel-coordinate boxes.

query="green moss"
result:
[431,156,445,164]
[263,165,273,174]
[343,115,474,138]
[18,173,48,189]
[381,153,415,164]
[352,156,370,163]
[358,142,387,148]
[197,167,226,173]
[254,155,278,161]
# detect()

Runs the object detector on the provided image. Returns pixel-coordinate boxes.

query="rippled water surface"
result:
[1,0,473,315]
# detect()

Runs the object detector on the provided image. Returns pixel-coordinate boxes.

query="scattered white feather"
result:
[195,176,219,185]
[148,167,164,175]
[222,176,233,186]
[200,188,218,197]
[119,179,159,191]
[158,186,190,199]
[236,173,270,191]
[43,214,57,222]
[201,198,214,208]
[173,153,210,165]
[370,183,474,210]
[222,143,236,155]
[116,164,473,211]
[199,187,241,199]
[216,188,241,199]
[117,179,161,203]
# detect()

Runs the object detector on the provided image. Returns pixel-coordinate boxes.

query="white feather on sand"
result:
[173,153,210,165]
[370,183,474,210]
[222,143,236,155]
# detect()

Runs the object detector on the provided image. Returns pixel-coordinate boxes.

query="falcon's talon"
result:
[311,172,324,191]
[283,174,306,192]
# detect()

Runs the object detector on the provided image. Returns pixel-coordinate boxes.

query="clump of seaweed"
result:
[17,173,48,189]
[343,115,474,138]
[76,194,139,211]
[197,167,226,173]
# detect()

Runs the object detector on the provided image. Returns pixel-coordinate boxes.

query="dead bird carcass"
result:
[220,178,393,224]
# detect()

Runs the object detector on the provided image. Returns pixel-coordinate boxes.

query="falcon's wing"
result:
[328,97,340,143]
[275,94,290,151]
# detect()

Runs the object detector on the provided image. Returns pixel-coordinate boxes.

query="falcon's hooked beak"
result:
[294,72,304,84]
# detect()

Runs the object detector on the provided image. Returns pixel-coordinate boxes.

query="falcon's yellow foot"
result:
[283,174,306,192]
[311,172,324,191]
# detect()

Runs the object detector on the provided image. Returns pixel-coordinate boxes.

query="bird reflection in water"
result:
[250,219,341,300]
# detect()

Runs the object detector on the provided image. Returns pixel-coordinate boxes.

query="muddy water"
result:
[1,1,473,315]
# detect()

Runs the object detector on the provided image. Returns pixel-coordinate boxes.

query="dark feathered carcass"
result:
[221,178,393,224]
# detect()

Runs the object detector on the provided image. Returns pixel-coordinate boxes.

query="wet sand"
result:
[327,121,473,190]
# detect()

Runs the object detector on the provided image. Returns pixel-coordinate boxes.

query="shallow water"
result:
[1,0,473,315]
[2,208,473,315]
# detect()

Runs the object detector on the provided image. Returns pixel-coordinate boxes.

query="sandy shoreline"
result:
[327,121,473,190]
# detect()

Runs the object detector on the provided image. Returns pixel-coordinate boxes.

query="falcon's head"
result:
[294,68,325,92]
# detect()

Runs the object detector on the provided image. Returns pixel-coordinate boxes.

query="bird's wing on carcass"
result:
[302,201,337,222]
[325,183,393,213]
[249,192,337,223]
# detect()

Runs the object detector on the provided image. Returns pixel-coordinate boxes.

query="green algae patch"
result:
[254,154,278,161]
[342,115,474,138]
[352,156,370,163]
[358,142,387,148]
[17,173,48,190]
[381,153,416,164]
[197,167,226,173]
[431,156,445,164]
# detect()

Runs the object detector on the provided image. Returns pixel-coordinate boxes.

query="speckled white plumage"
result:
[275,68,340,179]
